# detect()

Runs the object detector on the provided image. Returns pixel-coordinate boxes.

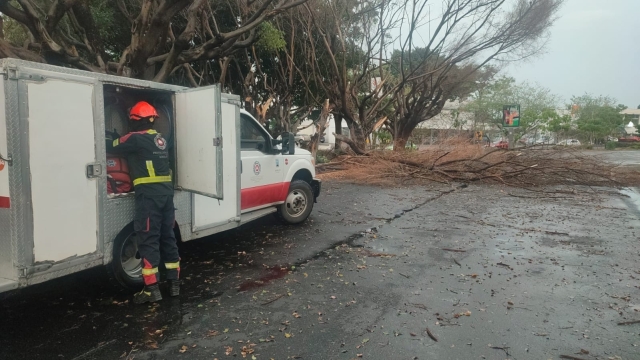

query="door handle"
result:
[0,152,12,166]
[86,163,103,178]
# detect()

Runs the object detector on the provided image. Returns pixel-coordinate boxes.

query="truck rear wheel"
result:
[276,180,314,224]
[107,224,144,291]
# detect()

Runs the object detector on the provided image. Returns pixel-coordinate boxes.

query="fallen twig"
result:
[442,248,466,253]
[490,346,511,357]
[617,320,640,326]
[399,272,410,278]
[316,155,354,167]
[360,249,396,257]
[425,327,438,342]
[410,303,428,310]
[545,230,569,236]
[261,294,285,305]
[559,355,588,360]
[70,339,117,360]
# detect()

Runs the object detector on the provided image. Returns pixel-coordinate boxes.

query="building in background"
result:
[620,108,640,126]
[416,100,477,131]
[295,114,349,151]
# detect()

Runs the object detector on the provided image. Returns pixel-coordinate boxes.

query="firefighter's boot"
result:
[169,280,180,297]
[133,284,163,304]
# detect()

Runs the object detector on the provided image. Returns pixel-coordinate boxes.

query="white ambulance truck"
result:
[0,59,320,293]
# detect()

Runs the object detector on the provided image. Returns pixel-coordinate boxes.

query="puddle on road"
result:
[619,187,640,216]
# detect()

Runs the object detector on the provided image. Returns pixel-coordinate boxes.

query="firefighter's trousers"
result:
[134,194,180,285]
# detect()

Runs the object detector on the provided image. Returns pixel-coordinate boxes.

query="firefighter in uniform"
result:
[106,101,180,304]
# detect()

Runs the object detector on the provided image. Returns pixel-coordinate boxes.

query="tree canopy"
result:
[0,0,306,82]
[572,94,625,142]
[464,76,561,137]
[0,0,565,152]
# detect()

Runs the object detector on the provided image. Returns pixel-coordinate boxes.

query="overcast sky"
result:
[506,0,640,108]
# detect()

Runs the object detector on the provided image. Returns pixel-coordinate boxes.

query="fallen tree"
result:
[317,138,637,188]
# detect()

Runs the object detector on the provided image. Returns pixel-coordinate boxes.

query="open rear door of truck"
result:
[175,85,223,199]
[191,95,241,235]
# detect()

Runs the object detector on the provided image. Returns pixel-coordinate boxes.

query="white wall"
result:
[296,115,348,149]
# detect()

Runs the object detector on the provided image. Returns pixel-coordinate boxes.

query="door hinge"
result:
[86,163,103,178]
[2,66,18,80]
[222,98,242,106]
[2,67,44,81]
[213,137,222,147]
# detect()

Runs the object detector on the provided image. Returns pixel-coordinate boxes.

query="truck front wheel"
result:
[107,224,144,291]
[277,180,314,224]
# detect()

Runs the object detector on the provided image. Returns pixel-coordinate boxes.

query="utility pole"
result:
[508,128,514,150]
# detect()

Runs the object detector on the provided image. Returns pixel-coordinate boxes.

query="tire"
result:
[107,223,144,291]
[276,180,314,224]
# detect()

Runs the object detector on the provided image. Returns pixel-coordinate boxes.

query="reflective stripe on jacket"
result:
[106,129,173,195]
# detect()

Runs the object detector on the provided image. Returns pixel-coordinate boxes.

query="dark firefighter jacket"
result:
[106,129,173,196]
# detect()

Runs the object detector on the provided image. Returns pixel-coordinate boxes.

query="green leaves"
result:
[465,76,561,137]
[256,22,287,52]
[572,94,625,140]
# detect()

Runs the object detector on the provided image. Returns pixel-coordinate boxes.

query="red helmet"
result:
[129,101,158,121]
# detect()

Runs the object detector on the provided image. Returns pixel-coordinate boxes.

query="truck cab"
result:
[239,110,320,223]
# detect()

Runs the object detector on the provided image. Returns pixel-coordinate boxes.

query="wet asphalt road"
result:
[1,182,640,360]
[587,150,640,167]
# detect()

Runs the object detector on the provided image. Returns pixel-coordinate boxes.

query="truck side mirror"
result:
[281,132,295,155]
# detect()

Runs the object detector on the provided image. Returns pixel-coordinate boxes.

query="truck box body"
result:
[0,59,248,292]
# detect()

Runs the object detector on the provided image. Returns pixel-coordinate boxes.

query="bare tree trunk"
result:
[219,56,232,88]
[333,113,342,151]
[393,122,414,151]
[334,134,368,156]
[309,99,331,161]
[341,117,368,154]
[394,137,408,151]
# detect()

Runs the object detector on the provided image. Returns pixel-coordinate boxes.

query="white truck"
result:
[0,59,320,293]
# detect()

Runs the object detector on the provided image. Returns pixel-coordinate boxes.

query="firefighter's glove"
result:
[105,129,120,141]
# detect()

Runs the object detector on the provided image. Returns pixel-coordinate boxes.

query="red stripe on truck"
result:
[0,196,9,209]
[241,182,290,210]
